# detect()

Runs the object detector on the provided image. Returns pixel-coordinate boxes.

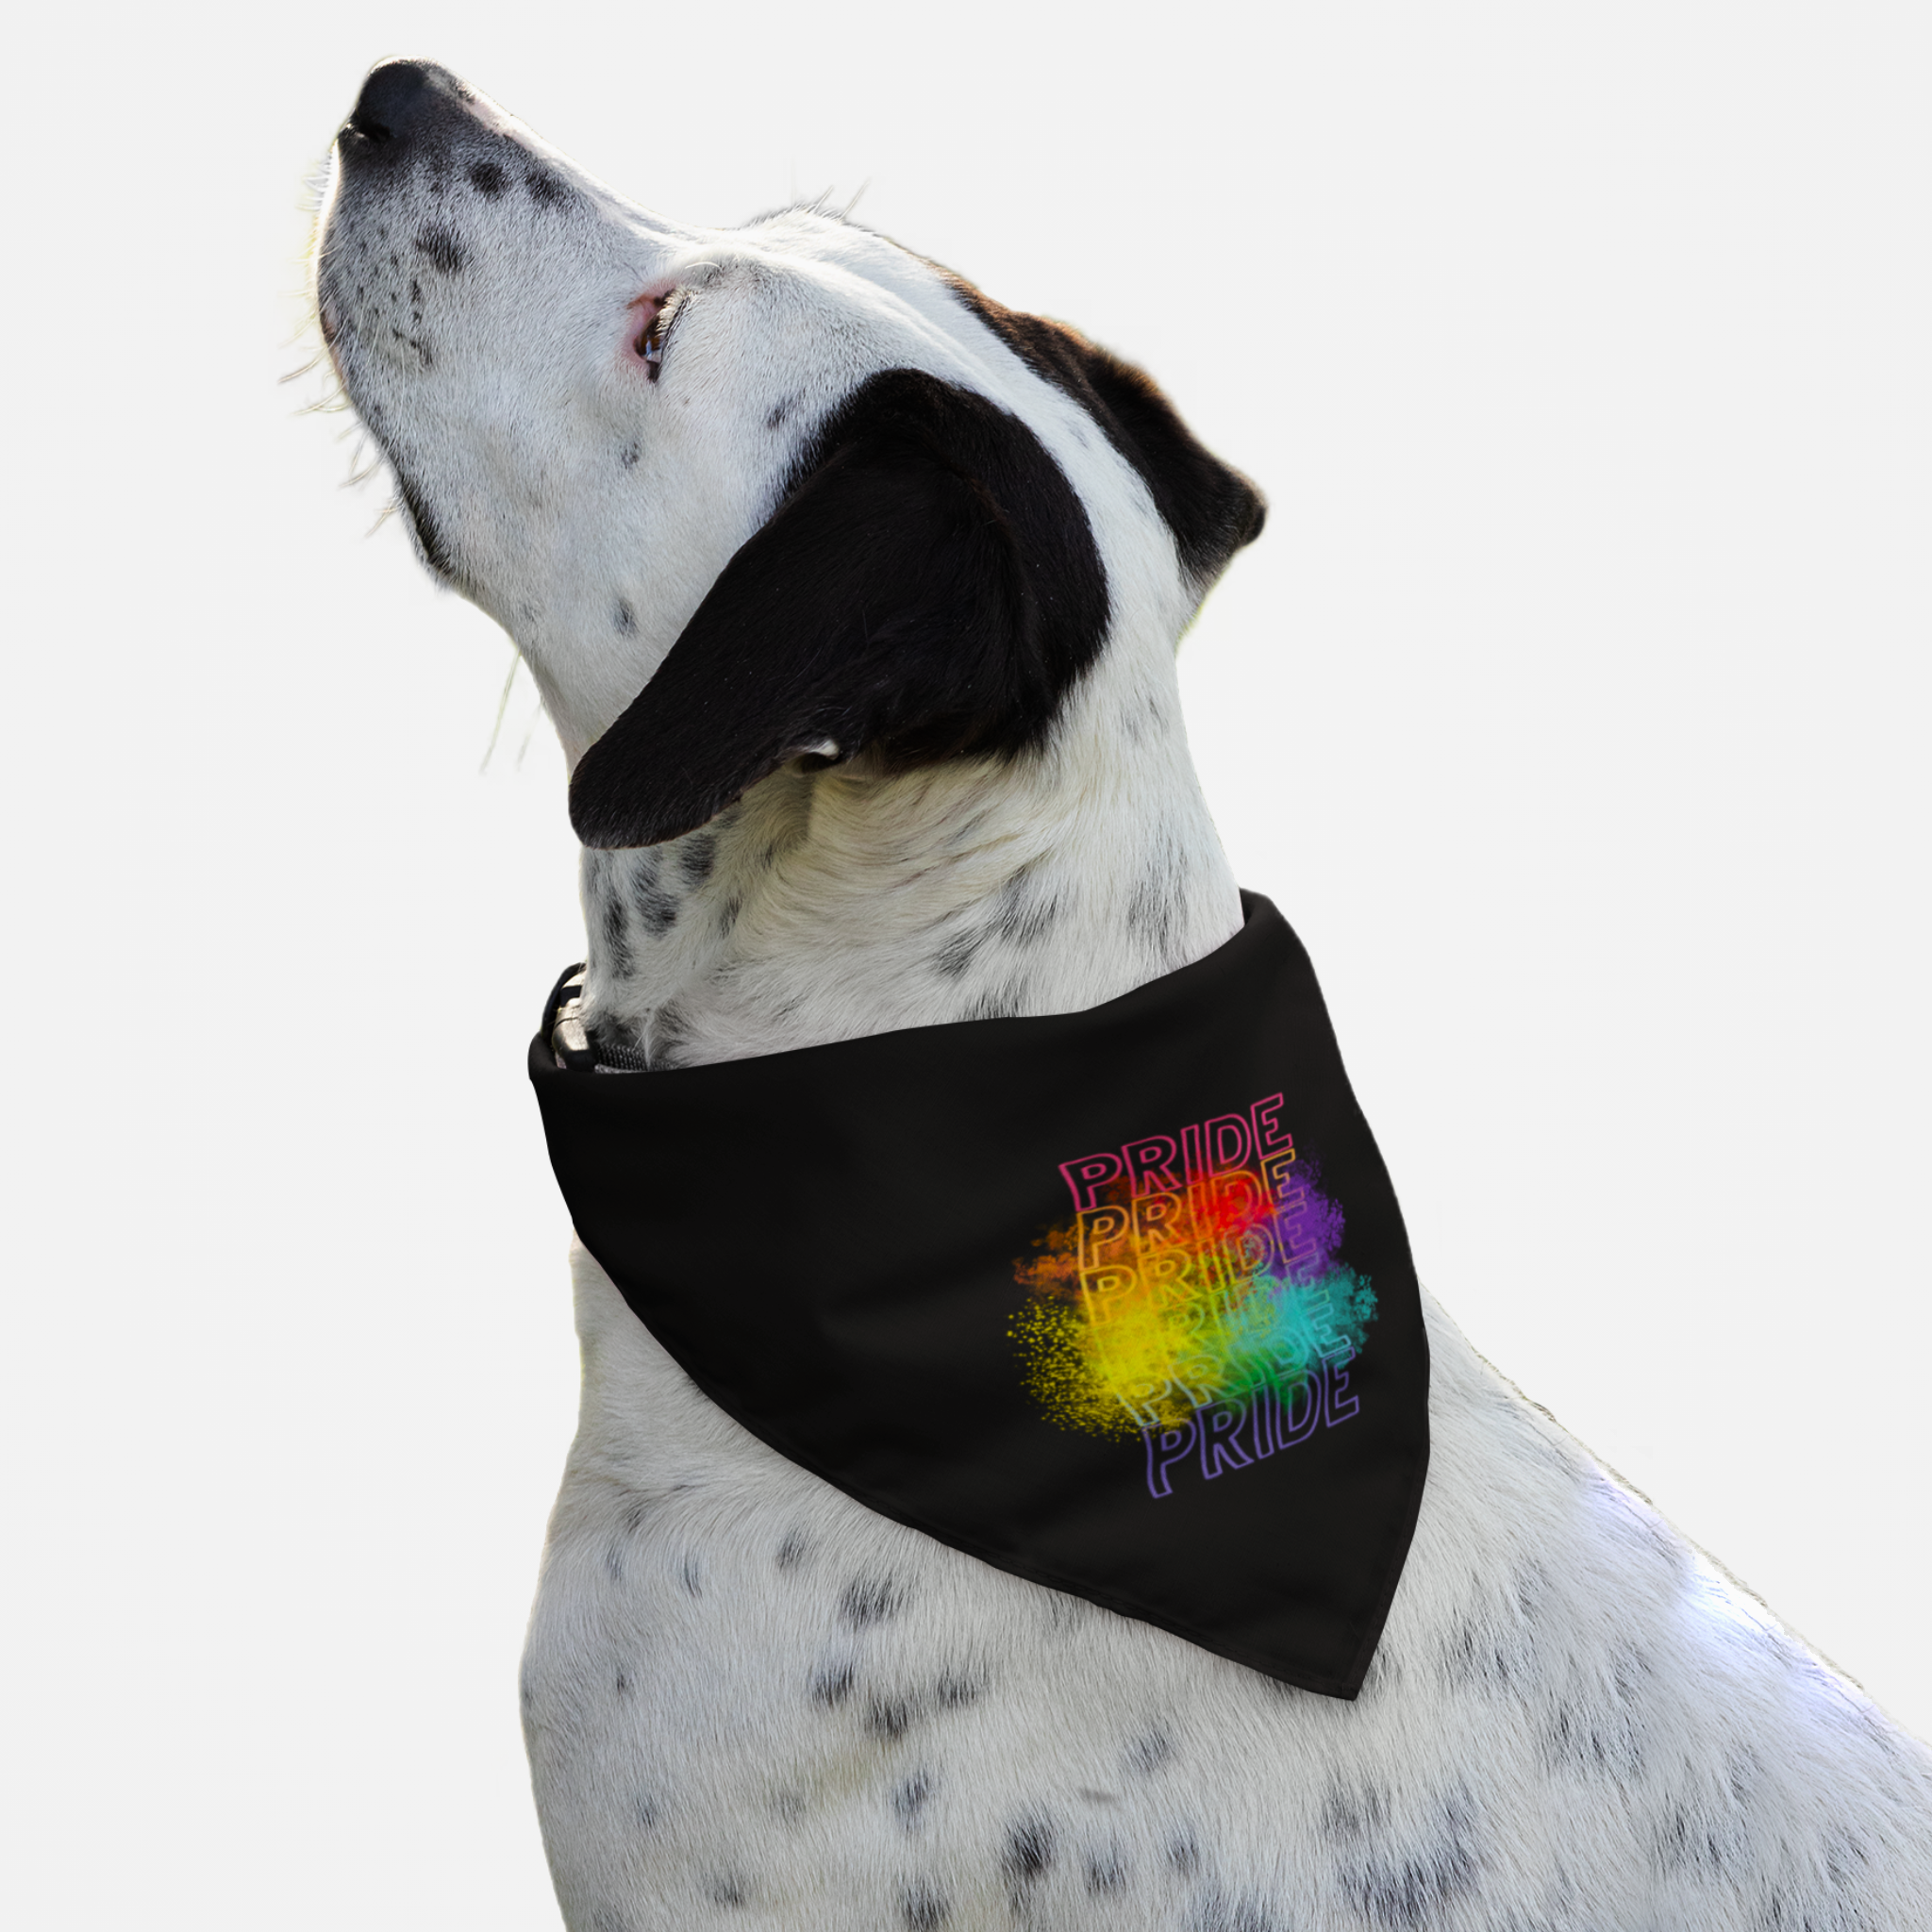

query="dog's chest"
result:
[518,1255,1932,1932]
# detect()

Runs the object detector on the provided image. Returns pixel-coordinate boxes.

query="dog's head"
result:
[316,60,1263,849]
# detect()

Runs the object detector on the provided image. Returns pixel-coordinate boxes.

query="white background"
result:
[2,2,1926,1924]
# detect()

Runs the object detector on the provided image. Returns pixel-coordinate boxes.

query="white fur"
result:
[315,65,1932,1929]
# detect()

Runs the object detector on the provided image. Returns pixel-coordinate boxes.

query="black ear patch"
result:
[569,370,1109,851]
[943,280,1266,589]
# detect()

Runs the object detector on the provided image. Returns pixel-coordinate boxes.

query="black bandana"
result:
[528,893,1428,1697]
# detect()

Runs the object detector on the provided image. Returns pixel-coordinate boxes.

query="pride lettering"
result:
[1009,1091,1378,1460]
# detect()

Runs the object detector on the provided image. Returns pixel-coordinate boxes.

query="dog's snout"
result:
[343,58,467,146]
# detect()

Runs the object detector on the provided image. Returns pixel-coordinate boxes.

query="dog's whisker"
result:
[480,651,521,774]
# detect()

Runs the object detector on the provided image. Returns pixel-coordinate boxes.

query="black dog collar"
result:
[528,893,1429,1697]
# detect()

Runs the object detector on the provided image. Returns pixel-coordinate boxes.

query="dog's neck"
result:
[573,641,1241,1070]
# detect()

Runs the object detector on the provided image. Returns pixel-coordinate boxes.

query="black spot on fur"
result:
[1439,1565,1546,1696]
[1086,1849,1128,1894]
[614,1667,631,1695]
[718,893,742,935]
[775,1529,808,1571]
[467,159,507,197]
[1125,1728,1174,1775]
[1543,1648,1650,1783]
[901,1880,949,1928]
[680,1554,702,1596]
[569,369,1113,850]
[633,1791,661,1829]
[768,396,797,430]
[1651,1766,1760,1883]
[525,168,574,208]
[810,1661,855,1707]
[645,1003,690,1068]
[1004,1817,1056,1890]
[708,1874,748,1907]
[386,325,434,369]
[408,275,423,306]
[615,599,637,637]
[678,833,717,884]
[935,1673,981,1708]
[1168,1829,1202,1877]
[965,983,1025,1021]
[1342,1790,1482,1929]
[841,1575,909,1628]
[1323,1785,1389,1840]
[991,861,1059,945]
[413,225,467,274]
[629,851,679,936]
[894,1769,932,1826]
[620,441,641,469]
[603,1542,625,1582]
[1188,1891,1280,1932]
[868,1695,913,1740]
[1125,840,1186,960]
[599,881,634,975]
[943,277,1265,586]
[931,927,985,978]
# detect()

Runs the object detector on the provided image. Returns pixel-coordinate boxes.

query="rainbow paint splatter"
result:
[1010,1092,1374,1494]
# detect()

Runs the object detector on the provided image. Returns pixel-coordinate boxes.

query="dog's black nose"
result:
[345,58,465,143]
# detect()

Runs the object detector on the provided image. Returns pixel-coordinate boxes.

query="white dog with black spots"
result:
[312,59,1932,1932]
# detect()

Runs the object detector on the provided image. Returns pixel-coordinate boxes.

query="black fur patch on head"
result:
[943,278,1265,588]
[467,160,507,197]
[570,369,1110,849]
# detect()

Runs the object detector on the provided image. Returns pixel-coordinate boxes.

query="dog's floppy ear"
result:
[570,369,1110,850]
[941,281,1267,589]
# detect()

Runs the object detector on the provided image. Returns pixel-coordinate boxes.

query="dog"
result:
[312,58,1932,1931]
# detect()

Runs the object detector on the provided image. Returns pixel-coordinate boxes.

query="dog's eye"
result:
[634,291,685,382]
